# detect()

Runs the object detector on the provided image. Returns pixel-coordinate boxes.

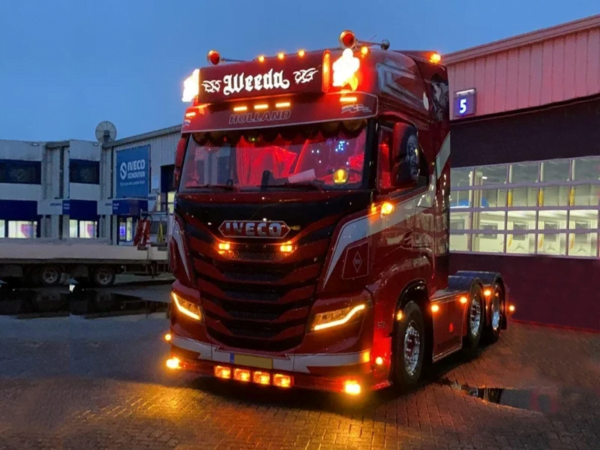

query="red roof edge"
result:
[444,14,600,65]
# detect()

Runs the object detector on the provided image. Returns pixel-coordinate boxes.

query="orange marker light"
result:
[431,304,440,313]
[280,243,294,253]
[233,105,248,112]
[381,202,394,215]
[207,50,221,65]
[509,305,516,313]
[257,55,265,62]
[277,52,285,60]
[360,46,369,56]
[254,104,269,110]
[275,101,291,108]
[273,374,292,388]
[166,357,181,370]
[339,96,357,103]
[460,296,468,304]
[253,371,271,385]
[430,53,441,64]
[375,356,384,366]
[484,289,492,297]
[214,365,232,379]
[164,333,172,342]
[396,311,403,321]
[344,380,361,395]
[218,242,231,251]
[233,368,251,382]
[298,49,306,57]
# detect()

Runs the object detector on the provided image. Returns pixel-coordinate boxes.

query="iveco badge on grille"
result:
[219,220,290,239]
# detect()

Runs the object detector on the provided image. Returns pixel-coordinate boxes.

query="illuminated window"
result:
[0,220,5,238]
[506,211,536,254]
[8,221,37,238]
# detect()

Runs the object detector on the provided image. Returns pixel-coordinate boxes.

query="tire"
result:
[393,301,426,391]
[91,266,116,287]
[483,284,503,344]
[39,265,62,287]
[464,284,485,349]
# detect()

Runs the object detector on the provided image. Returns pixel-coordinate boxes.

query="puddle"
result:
[0,286,168,319]
[438,378,599,413]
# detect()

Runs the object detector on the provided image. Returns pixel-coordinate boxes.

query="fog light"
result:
[214,365,232,379]
[218,242,231,251]
[344,380,361,395]
[280,243,294,253]
[273,374,292,388]
[166,357,180,370]
[253,371,271,385]
[234,368,251,382]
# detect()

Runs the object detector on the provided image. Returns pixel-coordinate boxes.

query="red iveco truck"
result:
[165,31,511,395]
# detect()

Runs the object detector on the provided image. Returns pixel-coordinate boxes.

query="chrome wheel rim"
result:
[469,295,482,337]
[42,268,59,284]
[403,320,421,376]
[491,294,501,331]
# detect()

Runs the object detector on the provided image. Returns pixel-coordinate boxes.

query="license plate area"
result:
[232,353,273,369]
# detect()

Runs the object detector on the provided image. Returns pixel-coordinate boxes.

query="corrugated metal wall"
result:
[448,25,600,118]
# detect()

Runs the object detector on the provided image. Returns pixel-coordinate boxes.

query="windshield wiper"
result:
[262,182,324,192]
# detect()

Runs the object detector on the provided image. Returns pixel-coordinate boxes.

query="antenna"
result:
[95,121,117,143]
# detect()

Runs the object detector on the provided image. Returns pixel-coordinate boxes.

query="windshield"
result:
[179,120,368,191]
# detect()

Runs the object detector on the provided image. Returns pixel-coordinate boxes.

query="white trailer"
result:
[0,239,170,287]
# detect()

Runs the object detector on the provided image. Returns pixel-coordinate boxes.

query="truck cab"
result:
[166,31,509,394]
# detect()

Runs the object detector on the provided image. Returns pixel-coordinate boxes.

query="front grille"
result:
[185,221,331,352]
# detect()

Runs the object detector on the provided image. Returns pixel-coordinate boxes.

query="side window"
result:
[378,127,393,190]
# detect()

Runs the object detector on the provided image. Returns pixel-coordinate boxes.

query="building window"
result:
[0,220,5,238]
[8,221,37,238]
[70,220,97,238]
[69,159,100,184]
[0,160,42,184]
[450,156,600,259]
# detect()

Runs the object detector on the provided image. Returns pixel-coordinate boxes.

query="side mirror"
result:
[173,137,187,190]
[391,122,420,189]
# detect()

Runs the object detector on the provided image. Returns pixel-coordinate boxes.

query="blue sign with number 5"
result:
[454,89,476,118]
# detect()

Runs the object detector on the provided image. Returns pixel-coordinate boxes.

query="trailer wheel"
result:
[39,265,62,287]
[483,284,503,344]
[393,301,425,390]
[464,284,485,349]
[91,266,116,287]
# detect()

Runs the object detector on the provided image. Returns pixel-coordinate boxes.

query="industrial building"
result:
[0,139,102,240]
[445,14,600,331]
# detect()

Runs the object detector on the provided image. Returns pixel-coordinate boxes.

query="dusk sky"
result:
[1,1,598,142]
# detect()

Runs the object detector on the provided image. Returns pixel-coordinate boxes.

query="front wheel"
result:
[393,301,425,391]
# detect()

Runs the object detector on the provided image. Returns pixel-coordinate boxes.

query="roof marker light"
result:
[339,30,357,49]
[430,52,442,64]
[257,55,266,62]
[277,52,285,60]
[207,50,221,65]
[298,49,306,57]
[182,69,200,103]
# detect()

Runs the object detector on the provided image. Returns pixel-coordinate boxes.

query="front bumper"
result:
[168,334,391,393]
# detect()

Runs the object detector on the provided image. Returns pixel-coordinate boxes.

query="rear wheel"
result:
[393,301,425,391]
[464,284,485,349]
[91,266,116,287]
[39,265,62,287]
[483,284,503,344]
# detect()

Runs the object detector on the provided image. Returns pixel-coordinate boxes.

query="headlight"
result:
[311,304,366,331]
[172,292,202,321]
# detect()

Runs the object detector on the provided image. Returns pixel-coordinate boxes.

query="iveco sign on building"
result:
[115,145,150,198]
